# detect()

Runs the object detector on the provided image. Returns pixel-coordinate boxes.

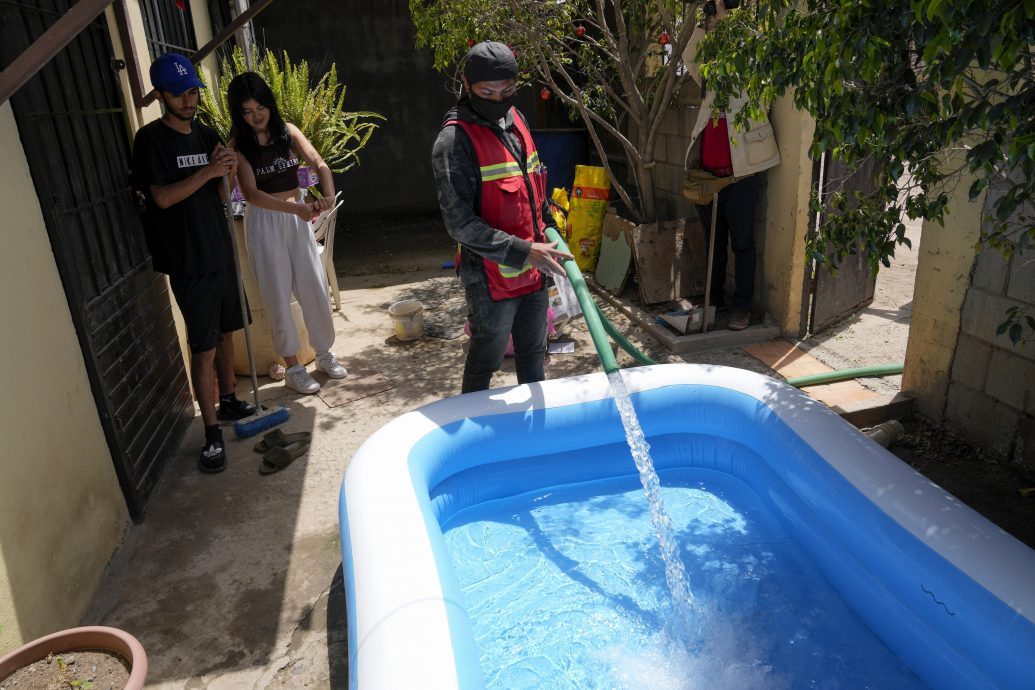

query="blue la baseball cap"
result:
[149,53,205,95]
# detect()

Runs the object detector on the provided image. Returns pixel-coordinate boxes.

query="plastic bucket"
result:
[388,300,425,341]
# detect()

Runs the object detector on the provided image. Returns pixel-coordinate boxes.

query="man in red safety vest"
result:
[432,41,573,393]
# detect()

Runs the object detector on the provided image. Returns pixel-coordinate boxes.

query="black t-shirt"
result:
[132,119,232,276]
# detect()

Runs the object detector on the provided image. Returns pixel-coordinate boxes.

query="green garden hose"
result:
[595,303,655,366]
[785,363,904,388]
[545,227,655,373]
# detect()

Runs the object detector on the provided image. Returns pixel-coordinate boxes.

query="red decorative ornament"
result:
[658,32,671,45]
[540,88,552,101]
[576,25,586,37]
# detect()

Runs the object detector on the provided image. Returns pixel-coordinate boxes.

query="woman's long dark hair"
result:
[226,71,291,164]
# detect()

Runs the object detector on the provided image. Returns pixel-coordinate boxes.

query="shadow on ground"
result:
[85,397,323,685]
[326,565,347,688]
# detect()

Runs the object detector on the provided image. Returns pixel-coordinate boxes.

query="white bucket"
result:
[388,299,425,341]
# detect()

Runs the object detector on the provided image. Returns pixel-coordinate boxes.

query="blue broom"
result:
[222,176,290,438]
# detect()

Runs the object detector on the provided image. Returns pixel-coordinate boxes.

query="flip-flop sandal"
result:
[259,440,310,475]
[253,428,313,454]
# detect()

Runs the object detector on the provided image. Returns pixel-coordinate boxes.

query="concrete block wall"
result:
[903,161,984,420]
[651,80,699,222]
[945,240,1035,467]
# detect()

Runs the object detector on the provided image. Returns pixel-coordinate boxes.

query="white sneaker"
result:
[285,364,321,394]
[315,352,348,379]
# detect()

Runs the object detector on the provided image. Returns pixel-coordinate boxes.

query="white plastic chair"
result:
[312,191,344,311]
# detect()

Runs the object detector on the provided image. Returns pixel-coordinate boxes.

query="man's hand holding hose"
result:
[526,237,574,276]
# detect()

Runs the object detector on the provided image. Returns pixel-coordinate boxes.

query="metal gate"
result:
[801,153,878,336]
[1,0,193,519]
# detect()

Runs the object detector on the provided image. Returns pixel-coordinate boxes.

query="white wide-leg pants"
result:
[245,203,335,358]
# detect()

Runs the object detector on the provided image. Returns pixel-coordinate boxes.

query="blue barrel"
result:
[531,128,589,193]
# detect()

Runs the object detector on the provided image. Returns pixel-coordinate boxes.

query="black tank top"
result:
[250,142,300,194]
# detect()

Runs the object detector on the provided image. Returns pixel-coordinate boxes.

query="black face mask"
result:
[469,93,515,123]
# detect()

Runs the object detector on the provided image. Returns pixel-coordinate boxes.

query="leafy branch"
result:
[997,306,1034,347]
[696,0,1034,268]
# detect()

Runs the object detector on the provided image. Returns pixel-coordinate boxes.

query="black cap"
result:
[462,41,518,84]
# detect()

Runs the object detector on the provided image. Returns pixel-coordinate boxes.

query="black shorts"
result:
[169,265,249,353]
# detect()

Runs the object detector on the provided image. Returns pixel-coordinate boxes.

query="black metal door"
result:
[802,153,878,336]
[1,0,193,519]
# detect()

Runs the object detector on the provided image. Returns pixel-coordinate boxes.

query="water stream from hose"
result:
[606,369,695,636]
[545,224,694,635]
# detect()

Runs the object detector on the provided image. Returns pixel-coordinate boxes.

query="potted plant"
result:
[0,625,147,689]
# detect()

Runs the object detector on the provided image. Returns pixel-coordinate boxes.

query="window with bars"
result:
[206,0,241,63]
[207,0,234,38]
[139,0,199,60]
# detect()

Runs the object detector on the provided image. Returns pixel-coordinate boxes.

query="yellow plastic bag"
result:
[568,165,611,272]
[549,187,570,236]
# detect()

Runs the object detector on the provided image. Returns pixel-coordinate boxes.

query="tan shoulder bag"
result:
[682,168,735,205]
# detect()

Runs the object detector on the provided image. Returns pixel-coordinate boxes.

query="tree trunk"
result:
[635,116,657,223]
[637,163,657,224]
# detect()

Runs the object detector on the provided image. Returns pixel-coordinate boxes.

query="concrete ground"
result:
[82,213,917,688]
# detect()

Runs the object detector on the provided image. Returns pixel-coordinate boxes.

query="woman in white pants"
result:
[228,72,347,394]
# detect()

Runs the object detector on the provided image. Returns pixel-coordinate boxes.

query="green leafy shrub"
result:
[198,47,385,173]
[696,0,1034,268]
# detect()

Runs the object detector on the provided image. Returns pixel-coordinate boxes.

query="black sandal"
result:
[199,439,227,473]
[217,396,258,421]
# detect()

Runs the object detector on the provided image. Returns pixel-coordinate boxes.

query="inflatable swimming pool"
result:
[338,364,1035,689]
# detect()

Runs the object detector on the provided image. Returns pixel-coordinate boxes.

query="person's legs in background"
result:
[214,335,236,400]
[461,266,520,394]
[722,175,760,329]
[510,285,549,385]
[246,208,321,394]
[286,216,346,380]
[696,199,731,309]
[170,272,233,473]
[214,265,255,418]
[191,348,219,429]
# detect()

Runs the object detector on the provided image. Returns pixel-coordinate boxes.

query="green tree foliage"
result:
[695,0,1034,273]
[410,0,706,223]
[997,305,1034,346]
[198,47,385,173]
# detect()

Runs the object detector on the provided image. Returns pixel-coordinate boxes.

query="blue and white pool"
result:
[338,364,1035,690]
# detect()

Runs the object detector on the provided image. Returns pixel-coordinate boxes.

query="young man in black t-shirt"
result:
[132,53,254,473]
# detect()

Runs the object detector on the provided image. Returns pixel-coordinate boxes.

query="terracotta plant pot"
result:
[0,625,147,690]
